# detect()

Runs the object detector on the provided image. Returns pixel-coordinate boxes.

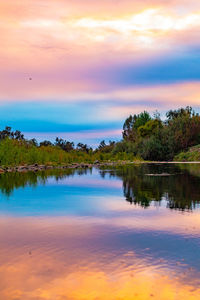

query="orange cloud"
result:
[1,1,200,70]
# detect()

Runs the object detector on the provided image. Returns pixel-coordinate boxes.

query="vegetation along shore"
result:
[0,106,199,171]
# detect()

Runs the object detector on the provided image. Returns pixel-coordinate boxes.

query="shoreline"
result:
[0,160,200,174]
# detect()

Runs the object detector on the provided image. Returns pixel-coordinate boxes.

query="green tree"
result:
[137,119,163,138]
[122,111,151,142]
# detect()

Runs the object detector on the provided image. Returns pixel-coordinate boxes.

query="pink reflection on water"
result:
[0,214,200,299]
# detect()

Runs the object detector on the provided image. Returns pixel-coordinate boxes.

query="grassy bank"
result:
[174,145,200,162]
[0,138,141,167]
[0,137,200,168]
[0,106,200,166]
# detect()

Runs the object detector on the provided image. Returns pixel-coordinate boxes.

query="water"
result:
[0,164,200,299]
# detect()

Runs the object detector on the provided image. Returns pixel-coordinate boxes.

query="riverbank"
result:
[0,160,200,173]
[0,161,130,173]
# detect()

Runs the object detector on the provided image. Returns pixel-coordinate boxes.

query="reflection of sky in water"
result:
[0,169,123,216]
[0,165,200,299]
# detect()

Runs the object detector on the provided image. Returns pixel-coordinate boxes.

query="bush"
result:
[138,136,164,161]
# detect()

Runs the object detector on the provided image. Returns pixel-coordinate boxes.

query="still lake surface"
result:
[0,163,200,299]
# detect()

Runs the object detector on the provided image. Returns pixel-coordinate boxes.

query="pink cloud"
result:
[25,129,122,143]
[1,0,200,118]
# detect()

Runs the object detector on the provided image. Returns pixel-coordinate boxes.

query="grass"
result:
[0,138,142,167]
[174,145,200,162]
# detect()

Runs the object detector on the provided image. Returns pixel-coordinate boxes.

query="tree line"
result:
[0,126,117,155]
[0,106,199,165]
[118,106,200,160]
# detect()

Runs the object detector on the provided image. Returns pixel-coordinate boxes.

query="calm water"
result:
[0,164,200,300]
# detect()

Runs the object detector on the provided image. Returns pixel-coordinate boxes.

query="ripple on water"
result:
[0,164,200,299]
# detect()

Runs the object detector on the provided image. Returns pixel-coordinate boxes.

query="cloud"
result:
[0,0,200,143]
[1,1,200,73]
[0,81,199,108]
[0,81,199,145]
[25,130,122,146]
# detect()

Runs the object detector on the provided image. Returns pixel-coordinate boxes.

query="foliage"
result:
[97,140,116,153]
[0,106,199,165]
[137,119,163,138]
[122,111,151,141]
[119,106,200,161]
[174,145,200,162]
[0,136,139,167]
[1,163,200,211]
[100,164,200,210]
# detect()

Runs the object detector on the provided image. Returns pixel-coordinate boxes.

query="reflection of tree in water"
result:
[100,164,200,211]
[1,164,200,211]
[0,168,90,197]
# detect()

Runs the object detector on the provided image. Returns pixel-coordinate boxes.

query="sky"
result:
[1,0,200,146]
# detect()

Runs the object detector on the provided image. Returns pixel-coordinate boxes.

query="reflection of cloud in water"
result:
[46,176,122,189]
[145,173,173,176]
[0,216,200,299]
[0,165,200,299]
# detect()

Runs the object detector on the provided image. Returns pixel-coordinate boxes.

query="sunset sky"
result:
[1,0,200,145]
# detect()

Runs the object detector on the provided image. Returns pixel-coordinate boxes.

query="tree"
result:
[166,106,193,122]
[98,140,106,150]
[40,140,53,147]
[0,127,24,141]
[29,138,38,147]
[76,143,91,153]
[122,111,151,141]
[97,140,116,153]
[165,107,200,153]
[55,137,74,152]
[120,107,200,161]
[137,119,163,138]
[14,130,24,140]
